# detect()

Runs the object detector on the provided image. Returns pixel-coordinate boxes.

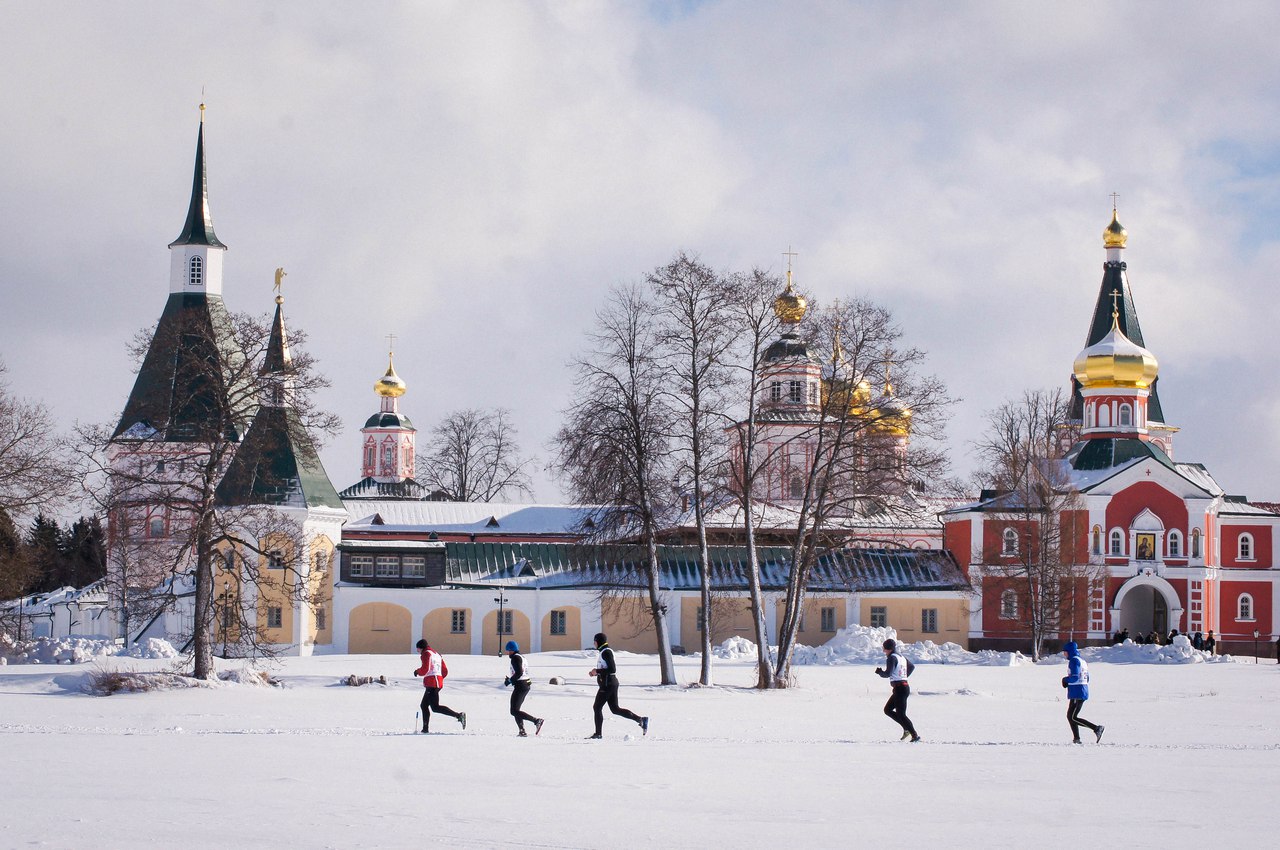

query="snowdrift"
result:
[0,636,177,665]
[708,623,1025,666]
[1041,634,1234,665]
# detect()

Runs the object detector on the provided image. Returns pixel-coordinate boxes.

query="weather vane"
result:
[274,267,286,301]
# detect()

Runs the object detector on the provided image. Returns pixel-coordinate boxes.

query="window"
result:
[809,382,819,404]
[155,459,166,473]
[363,444,376,470]
[221,604,234,629]
[550,610,567,636]
[770,381,782,403]
[788,380,803,404]
[1238,594,1254,621]
[315,607,327,631]
[402,556,426,578]
[375,555,399,578]
[820,607,836,633]
[696,606,705,632]
[350,555,374,578]
[1091,526,1102,555]
[1109,529,1124,556]
[267,606,283,629]
[497,610,513,635]
[1002,528,1018,556]
[312,550,329,574]
[921,608,939,634]
[268,550,284,569]
[1238,533,1254,561]
[148,516,165,538]
[1119,403,1132,427]
[1098,404,1111,427]
[188,255,203,287]
[1191,528,1201,559]
[789,473,804,500]
[870,606,887,628]
[1000,589,1018,619]
[1167,530,1182,558]
[381,443,395,470]
[450,609,467,634]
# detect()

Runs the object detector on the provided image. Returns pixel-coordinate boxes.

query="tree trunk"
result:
[191,514,216,680]
[643,523,677,685]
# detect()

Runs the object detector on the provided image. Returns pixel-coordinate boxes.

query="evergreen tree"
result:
[62,516,107,589]
[27,514,66,594]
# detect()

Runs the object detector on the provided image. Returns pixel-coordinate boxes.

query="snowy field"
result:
[2,644,1277,849]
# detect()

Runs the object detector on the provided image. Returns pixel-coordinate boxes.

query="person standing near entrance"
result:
[415,639,466,733]
[1205,631,1217,655]
[1061,641,1104,744]
[875,639,920,742]
[586,633,648,739]
[504,641,544,737]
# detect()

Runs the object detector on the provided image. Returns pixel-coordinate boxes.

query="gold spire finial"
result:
[375,338,407,398]
[773,247,807,323]
[1103,197,1128,248]
[1110,287,1122,326]
[273,267,286,304]
[783,246,798,291]
[199,87,206,123]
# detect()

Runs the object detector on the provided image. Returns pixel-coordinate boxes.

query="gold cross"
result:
[386,333,397,355]
[1110,288,1122,319]
[783,246,798,289]
[1110,192,1120,211]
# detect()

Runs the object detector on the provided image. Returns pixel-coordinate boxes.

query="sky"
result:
[2,1,1279,504]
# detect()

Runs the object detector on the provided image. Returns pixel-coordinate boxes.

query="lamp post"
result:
[1253,629,1260,664]
[493,587,507,656]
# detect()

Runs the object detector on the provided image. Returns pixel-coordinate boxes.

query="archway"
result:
[348,602,413,654]
[1110,575,1183,638]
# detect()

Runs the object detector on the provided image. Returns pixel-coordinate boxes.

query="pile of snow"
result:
[0,636,177,665]
[708,624,1027,667]
[1047,634,1234,665]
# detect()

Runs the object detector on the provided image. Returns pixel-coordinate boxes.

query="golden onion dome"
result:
[374,354,407,398]
[774,271,807,324]
[1103,208,1128,249]
[1073,316,1158,389]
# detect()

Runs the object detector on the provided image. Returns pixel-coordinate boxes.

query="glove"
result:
[504,677,511,686]
[1061,677,1068,688]
[874,667,883,675]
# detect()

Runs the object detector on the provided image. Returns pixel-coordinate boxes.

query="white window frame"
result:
[550,609,567,636]
[1237,593,1254,621]
[1238,533,1255,561]
[450,609,467,634]
[375,555,399,578]
[788,379,803,404]
[350,555,374,578]
[266,606,283,629]
[869,606,887,628]
[402,556,426,578]
[1191,528,1202,559]
[1109,528,1124,556]
[188,255,203,287]
[1000,589,1018,620]
[1118,403,1133,427]
[820,606,836,633]
[921,608,939,634]
[1002,528,1018,556]
[1167,529,1182,558]
[769,381,782,403]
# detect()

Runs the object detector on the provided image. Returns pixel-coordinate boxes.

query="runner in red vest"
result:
[414,639,466,733]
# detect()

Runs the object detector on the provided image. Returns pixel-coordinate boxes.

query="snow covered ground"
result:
[1,642,1277,849]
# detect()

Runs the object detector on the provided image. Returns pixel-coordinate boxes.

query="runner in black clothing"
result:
[875,639,920,742]
[587,632,648,739]
[504,641,544,737]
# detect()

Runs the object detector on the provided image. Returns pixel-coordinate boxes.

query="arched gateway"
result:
[1110,574,1184,637]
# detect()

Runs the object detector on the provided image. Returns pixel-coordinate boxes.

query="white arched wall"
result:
[1110,574,1184,635]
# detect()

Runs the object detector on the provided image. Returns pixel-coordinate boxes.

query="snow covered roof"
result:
[693,495,946,532]
[435,542,969,593]
[342,500,595,536]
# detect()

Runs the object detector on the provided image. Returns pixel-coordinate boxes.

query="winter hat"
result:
[594,632,608,646]
[882,639,896,651]
[415,639,428,650]
[505,640,519,653]
[1062,641,1079,656]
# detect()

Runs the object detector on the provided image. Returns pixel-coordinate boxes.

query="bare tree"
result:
[0,361,77,519]
[553,284,678,685]
[771,299,953,686]
[650,252,737,685]
[721,268,787,687]
[420,408,534,501]
[972,388,1096,660]
[81,307,339,678]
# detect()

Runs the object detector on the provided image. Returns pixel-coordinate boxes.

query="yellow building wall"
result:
[601,596,659,654]
[423,608,472,656]
[309,535,336,646]
[680,597,757,648]
[481,609,532,656]
[541,606,583,652]
[861,596,968,648]
[348,602,414,654]
[256,534,296,646]
[772,597,848,647]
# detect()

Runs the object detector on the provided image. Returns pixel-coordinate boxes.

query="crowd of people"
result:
[1109,627,1217,653]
